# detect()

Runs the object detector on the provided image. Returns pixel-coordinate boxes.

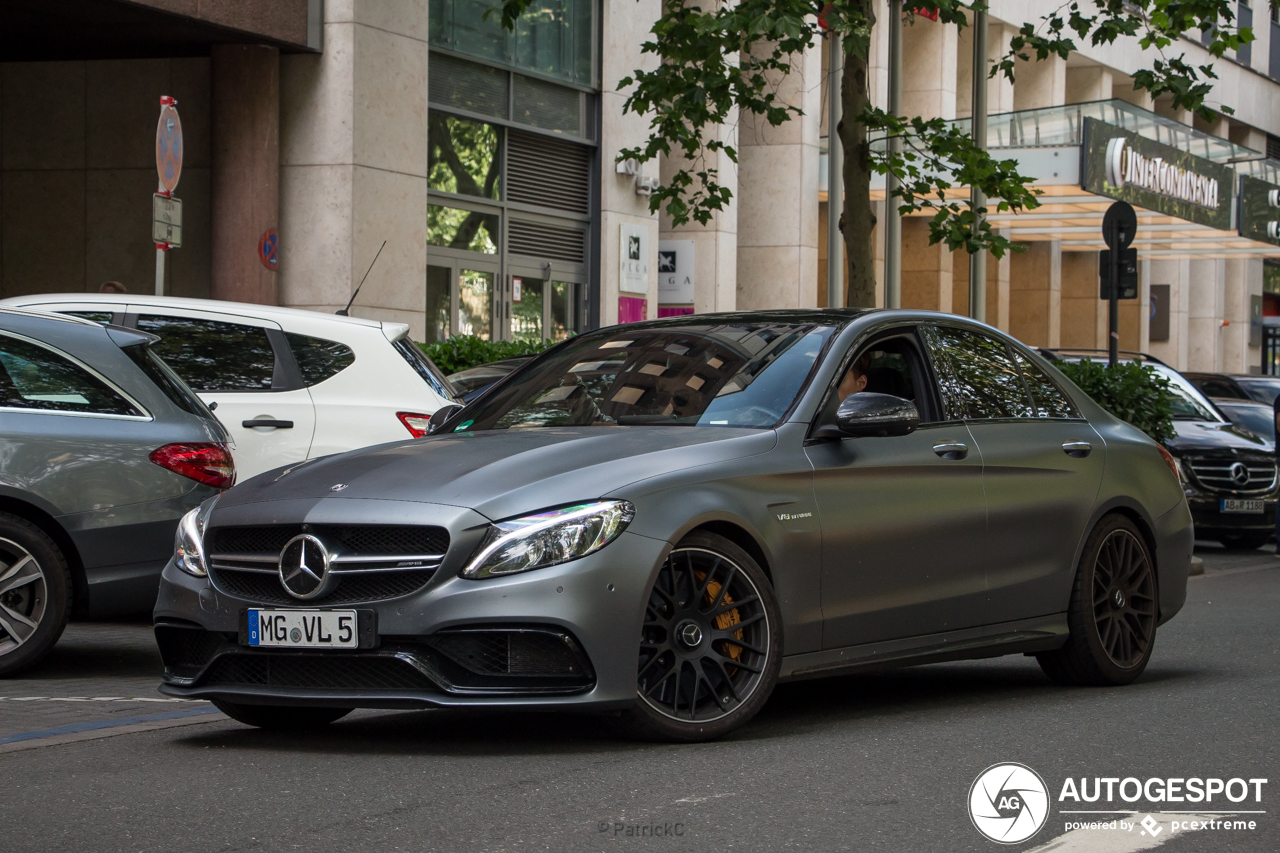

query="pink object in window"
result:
[658,306,694,318]
[618,296,647,323]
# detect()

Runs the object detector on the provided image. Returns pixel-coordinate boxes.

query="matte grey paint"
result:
[156,309,1192,710]
[0,311,225,615]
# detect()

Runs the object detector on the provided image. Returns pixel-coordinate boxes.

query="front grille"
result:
[1186,456,1277,494]
[428,629,591,677]
[206,524,449,605]
[202,653,435,692]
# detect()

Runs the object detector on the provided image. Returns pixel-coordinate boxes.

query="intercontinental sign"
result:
[1081,117,1235,231]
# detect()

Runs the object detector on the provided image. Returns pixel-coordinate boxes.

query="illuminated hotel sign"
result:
[1238,174,1280,246]
[1081,117,1234,230]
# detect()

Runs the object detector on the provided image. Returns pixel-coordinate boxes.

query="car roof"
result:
[0,293,392,331]
[0,305,103,328]
[1039,347,1169,366]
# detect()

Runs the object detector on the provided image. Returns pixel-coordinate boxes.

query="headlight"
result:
[462,500,634,579]
[173,496,218,577]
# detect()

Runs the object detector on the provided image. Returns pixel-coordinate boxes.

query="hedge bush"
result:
[418,335,555,375]
[1055,358,1176,445]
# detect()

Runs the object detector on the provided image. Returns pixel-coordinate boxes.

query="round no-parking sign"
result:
[258,229,279,270]
[155,98,183,194]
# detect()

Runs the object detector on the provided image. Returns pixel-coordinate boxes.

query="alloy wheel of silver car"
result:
[0,536,47,657]
[1091,528,1156,669]
[638,546,772,724]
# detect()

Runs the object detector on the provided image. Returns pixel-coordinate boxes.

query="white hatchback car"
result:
[0,294,456,480]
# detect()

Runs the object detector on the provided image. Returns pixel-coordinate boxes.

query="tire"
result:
[1037,514,1158,686]
[1216,531,1271,551]
[614,531,782,742]
[0,512,72,678]
[211,700,352,729]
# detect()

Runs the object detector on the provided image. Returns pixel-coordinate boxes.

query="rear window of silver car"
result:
[455,322,835,430]
[0,333,143,417]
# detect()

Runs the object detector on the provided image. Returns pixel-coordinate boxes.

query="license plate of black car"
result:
[1220,499,1264,514]
[247,608,358,648]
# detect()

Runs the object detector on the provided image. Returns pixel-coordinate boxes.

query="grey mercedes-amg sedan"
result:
[155,310,1192,741]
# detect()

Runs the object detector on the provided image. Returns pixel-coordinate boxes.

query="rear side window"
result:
[1197,378,1242,399]
[1011,350,1080,419]
[136,315,276,392]
[393,338,457,401]
[0,334,143,417]
[63,311,115,324]
[123,345,213,418]
[285,333,355,386]
[922,326,1035,420]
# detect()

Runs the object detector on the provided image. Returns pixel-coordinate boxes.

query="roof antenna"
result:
[337,240,385,316]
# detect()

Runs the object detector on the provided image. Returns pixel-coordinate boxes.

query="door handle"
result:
[1062,440,1092,458]
[933,441,968,460]
[242,419,294,429]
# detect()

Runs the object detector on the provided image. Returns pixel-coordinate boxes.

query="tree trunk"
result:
[840,0,878,308]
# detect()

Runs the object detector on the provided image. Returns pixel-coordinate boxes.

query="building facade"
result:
[3,0,1280,372]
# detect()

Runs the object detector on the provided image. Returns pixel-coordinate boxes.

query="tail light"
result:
[397,411,433,438]
[150,443,236,489]
[1156,445,1181,483]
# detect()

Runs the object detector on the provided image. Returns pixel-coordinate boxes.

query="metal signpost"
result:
[154,96,183,296]
[1101,200,1137,366]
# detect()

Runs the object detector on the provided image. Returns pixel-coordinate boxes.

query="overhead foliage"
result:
[495,0,1251,305]
[1055,358,1176,445]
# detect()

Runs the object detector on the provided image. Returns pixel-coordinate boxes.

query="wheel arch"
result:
[0,495,87,615]
[680,518,774,585]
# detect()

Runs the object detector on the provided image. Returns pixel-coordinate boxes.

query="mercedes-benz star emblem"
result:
[1230,462,1250,486]
[330,483,348,492]
[278,534,335,600]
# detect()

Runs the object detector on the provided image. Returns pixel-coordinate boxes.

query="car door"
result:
[129,307,316,481]
[922,325,1104,624]
[805,327,990,649]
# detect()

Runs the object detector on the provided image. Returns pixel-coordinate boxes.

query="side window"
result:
[1011,350,1081,419]
[285,333,355,386]
[62,311,115,325]
[135,315,276,392]
[0,334,142,417]
[819,333,933,425]
[922,326,1034,420]
[393,338,458,401]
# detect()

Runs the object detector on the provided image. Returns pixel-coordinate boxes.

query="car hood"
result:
[1167,419,1272,455]
[218,426,778,521]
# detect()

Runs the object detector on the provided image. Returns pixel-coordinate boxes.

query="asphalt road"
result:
[1,545,1276,853]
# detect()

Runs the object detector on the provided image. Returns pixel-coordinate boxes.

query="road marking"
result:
[1026,812,1240,853]
[0,706,223,754]
[0,696,203,703]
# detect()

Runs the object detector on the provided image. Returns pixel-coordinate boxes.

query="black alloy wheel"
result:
[616,531,781,742]
[1038,514,1158,686]
[0,513,71,678]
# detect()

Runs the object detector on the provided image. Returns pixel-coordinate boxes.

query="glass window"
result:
[63,311,114,324]
[1012,350,1080,419]
[457,322,835,431]
[550,280,576,341]
[123,345,214,418]
[1238,377,1280,404]
[0,334,141,417]
[392,338,457,401]
[429,115,501,199]
[923,326,1035,420]
[430,0,595,87]
[1148,364,1222,421]
[136,315,276,393]
[458,270,494,340]
[512,276,544,343]
[426,265,452,345]
[285,333,355,386]
[428,206,499,254]
[1219,402,1275,442]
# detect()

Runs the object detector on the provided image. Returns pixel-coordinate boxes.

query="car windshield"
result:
[1239,377,1280,404]
[1218,402,1276,442]
[452,321,835,430]
[1148,364,1223,422]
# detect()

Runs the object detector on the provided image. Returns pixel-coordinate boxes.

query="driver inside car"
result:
[836,353,872,400]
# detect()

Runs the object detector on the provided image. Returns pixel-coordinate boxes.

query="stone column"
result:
[1013,53,1065,111]
[1187,259,1225,371]
[278,3,429,332]
[1222,258,1259,373]
[903,218,952,312]
[1065,66,1112,104]
[1059,251,1098,347]
[1148,259,1190,368]
[736,39,821,310]
[211,44,279,305]
[1009,241,1061,347]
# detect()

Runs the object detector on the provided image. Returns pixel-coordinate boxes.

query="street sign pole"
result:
[884,0,903,309]
[1101,201,1137,367]
[968,6,988,323]
[154,95,183,296]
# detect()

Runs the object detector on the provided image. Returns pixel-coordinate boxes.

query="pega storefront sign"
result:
[1237,174,1280,246]
[1081,117,1234,230]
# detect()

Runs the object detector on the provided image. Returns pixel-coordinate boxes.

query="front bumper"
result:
[154,529,670,711]
[1187,496,1276,534]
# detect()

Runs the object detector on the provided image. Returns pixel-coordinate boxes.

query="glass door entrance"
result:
[425,260,500,344]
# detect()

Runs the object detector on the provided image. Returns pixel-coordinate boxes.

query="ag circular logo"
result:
[968,763,1050,844]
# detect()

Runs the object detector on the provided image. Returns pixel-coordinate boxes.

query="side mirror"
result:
[426,403,464,435]
[834,392,919,438]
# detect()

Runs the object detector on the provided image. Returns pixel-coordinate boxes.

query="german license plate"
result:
[247,609,358,648]
[1220,499,1264,514]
